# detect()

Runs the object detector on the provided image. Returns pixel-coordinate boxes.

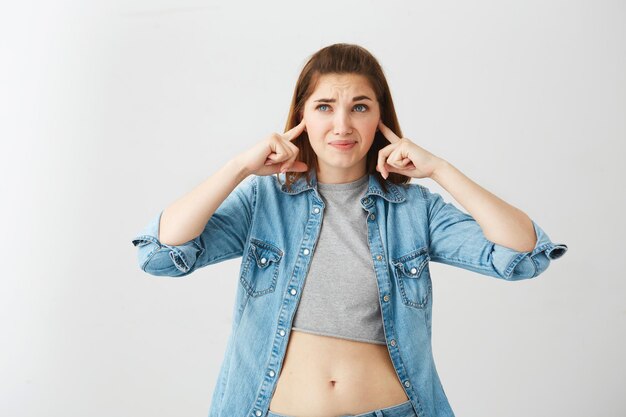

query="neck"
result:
[316,161,367,184]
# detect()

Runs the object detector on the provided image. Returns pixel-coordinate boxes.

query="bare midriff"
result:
[268,329,409,417]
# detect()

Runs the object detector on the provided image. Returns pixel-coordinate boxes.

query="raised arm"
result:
[131,157,257,277]
[376,120,567,280]
[131,119,308,277]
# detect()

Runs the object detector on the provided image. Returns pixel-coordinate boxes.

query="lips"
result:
[329,140,357,150]
[329,140,356,145]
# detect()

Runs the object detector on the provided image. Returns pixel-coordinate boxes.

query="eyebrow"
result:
[313,95,373,103]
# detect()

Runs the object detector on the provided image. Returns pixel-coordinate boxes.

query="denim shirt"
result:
[131,170,568,417]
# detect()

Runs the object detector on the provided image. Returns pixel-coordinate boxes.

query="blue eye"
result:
[315,104,369,112]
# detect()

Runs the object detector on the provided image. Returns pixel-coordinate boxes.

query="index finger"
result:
[378,120,401,143]
[283,118,307,141]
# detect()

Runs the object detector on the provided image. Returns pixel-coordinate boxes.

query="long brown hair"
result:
[281,43,411,193]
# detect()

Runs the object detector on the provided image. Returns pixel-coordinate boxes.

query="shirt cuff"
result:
[131,210,202,275]
[491,220,568,280]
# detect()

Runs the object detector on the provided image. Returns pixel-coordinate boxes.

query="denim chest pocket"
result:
[391,247,432,309]
[240,237,284,297]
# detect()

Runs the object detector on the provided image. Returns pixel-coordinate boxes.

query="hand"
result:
[376,120,444,180]
[237,119,309,177]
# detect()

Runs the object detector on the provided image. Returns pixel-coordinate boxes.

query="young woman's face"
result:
[302,73,381,183]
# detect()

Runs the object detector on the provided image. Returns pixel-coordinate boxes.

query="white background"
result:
[1,1,624,416]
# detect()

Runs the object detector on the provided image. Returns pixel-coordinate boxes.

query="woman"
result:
[132,43,567,417]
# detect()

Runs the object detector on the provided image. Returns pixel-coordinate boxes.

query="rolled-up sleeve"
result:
[422,185,568,280]
[131,175,257,277]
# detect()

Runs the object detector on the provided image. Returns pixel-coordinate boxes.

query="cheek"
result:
[361,121,379,139]
[304,119,330,137]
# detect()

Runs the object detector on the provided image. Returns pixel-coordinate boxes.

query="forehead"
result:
[310,73,375,97]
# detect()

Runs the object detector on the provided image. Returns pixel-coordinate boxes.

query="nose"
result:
[333,109,353,135]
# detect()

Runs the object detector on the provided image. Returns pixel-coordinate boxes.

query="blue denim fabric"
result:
[131,170,567,417]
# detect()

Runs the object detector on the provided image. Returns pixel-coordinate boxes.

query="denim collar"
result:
[276,170,406,203]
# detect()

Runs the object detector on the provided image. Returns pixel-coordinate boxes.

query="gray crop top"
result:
[291,173,386,345]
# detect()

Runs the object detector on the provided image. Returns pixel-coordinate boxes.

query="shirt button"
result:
[255,411,262,416]
[261,257,267,265]
[404,380,411,388]
[390,339,396,346]
[313,207,320,214]
[383,295,390,302]
[268,370,275,377]
[279,329,286,336]
[290,288,297,295]
[376,255,383,261]
[303,248,310,255]
[369,213,375,220]
[410,267,417,274]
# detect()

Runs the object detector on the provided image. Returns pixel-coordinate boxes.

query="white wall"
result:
[1,1,624,416]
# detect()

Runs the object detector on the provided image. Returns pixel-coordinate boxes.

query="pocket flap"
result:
[250,238,283,268]
[392,248,430,278]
